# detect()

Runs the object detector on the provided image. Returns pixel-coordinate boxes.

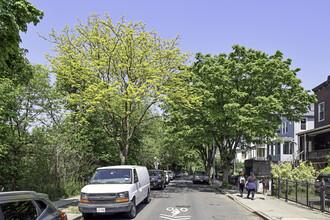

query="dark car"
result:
[315,173,330,199]
[148,169,166,190]
[192,170,209,184]
[0,191,67,220]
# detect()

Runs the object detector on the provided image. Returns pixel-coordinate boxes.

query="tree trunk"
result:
[205,164,212,176]
[13,149,18,191]
[119,152,126,165]
[54,152,58,199]
[222,167,229,183]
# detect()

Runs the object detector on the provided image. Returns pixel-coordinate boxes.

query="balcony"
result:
[307,149,330,160]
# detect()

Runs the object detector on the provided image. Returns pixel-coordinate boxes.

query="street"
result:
[75,178,261,220]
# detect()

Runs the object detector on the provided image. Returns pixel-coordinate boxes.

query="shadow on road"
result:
[83,203,148,220]
[152,178,222,195]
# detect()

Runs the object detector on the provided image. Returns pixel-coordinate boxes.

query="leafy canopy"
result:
[191,45,316,145]
[0,0,43,78]
[44,13,193,164]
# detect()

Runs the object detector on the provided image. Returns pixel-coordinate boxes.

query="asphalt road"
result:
[77,178,261,220]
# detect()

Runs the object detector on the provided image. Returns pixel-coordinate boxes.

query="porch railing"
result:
[308,149,330,160]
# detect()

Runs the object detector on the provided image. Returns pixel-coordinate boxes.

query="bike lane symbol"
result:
[160,207,191,219]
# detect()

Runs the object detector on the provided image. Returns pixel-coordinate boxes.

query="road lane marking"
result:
[160,207,191,220]
[160,214,191,220]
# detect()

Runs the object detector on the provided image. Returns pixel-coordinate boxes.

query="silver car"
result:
[192,170,209,184]
[0,191,67,220]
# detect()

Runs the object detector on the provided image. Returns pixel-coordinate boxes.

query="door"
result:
[133,169,143,204]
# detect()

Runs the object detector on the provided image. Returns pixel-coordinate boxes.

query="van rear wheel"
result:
[127,198,136,219]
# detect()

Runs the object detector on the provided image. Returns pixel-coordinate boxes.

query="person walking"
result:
[237,172,246,197]
[245,172,257,200]
[259,176,269,199]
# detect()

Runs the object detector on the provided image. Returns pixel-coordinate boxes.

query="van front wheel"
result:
[127,198,136,219]
[82,213,93,219]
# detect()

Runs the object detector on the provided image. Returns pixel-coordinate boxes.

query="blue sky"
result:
[21,0,330,91]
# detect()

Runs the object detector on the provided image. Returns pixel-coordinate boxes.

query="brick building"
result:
[297,75,330,169]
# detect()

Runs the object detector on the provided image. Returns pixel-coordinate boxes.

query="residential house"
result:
[240,105,314,163]
[297,75,330,169]
[237,104,314,176]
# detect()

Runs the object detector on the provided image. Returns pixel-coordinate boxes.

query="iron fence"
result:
[271,178,329,213]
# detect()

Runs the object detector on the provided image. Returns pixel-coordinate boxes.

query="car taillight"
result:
[60,212,68,220]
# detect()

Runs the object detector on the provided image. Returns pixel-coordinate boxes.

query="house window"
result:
[283,142,294,154]
[286,122,288,133]
[257,148,265,158]
[242,152,246,160]
[282,122,288,133]
[318,102,325,121]
[275,142,281,155]
[301,118,306,130]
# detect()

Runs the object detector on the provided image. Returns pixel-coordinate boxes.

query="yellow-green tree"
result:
[45,14,191,164]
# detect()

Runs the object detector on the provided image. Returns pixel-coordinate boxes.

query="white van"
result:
[78,165,150,219]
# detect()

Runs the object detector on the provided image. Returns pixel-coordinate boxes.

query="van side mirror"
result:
[134,175,138,183]
[86,176,91,183]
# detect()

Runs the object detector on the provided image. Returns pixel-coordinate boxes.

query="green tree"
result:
[0,64,52,190]
[185,45,316,182]
[45,14,191,164]
[0,0,43,83]
[163,109,215,174]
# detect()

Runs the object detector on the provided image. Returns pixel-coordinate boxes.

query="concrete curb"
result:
[53,196,82,219]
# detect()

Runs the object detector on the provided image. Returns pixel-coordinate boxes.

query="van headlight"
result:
[116,191,129,203]
[80,193,88,203]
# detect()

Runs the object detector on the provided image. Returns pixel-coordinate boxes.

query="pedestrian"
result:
[237,172,246,197]
[259,176,269,199]
[245,172,257,200]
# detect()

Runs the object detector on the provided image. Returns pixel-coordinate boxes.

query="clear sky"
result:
[20,0,330,91]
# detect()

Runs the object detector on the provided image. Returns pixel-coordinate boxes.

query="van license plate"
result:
[97,208,105,213]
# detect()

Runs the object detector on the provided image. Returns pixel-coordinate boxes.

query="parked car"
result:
[164,170,170,184]
[148,169,166,190]
[0,191,67,220]
[78,165,150,219]
[192,170,209,184]
[182,171,189,177]
[315,173,330,199]
[165,170,174,180]
[175,171,183,178]
[171,171,175,179]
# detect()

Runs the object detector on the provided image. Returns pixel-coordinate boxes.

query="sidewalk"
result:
[53,195,81,220]
[213,179,330,220]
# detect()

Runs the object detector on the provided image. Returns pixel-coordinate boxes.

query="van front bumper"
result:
[78,201,133,214]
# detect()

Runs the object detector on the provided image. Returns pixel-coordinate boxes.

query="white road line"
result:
[160,214,192,220]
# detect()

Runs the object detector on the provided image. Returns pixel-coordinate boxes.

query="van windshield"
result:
[90,169,132,184]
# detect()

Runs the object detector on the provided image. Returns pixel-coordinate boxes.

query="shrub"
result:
[221,181,231,189]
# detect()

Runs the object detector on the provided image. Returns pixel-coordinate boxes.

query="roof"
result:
[0,191,48,202]
[97,165,145,170]
[313,75,330,92]
[297,124,330,136]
